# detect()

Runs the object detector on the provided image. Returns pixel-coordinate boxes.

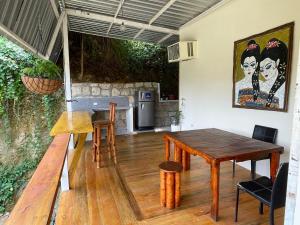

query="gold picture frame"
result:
[232,22,294,112]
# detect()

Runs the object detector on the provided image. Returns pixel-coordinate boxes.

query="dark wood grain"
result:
[165,128,283,162]
[164,128,284,221]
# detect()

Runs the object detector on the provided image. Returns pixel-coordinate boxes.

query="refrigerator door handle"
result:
[141,103,144,110]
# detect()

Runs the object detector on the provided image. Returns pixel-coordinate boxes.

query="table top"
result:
[165,128,284,162]
[50,111,93,136]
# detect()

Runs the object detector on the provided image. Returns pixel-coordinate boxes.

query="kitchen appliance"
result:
[136,90,155,130]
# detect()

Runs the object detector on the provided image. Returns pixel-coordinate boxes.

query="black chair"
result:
[235,162,288,225]
[232,125,278,179]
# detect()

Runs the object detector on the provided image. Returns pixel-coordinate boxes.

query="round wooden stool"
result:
[159,161,183,209]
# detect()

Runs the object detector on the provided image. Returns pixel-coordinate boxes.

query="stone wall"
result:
[71,82,178,133]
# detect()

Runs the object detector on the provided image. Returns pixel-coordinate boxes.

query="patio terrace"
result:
[1,0,300,225]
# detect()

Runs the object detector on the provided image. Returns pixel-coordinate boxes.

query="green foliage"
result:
[0,36,64,214]
[69,33,178,97]
[23,59,62,80]
[171,110,183,125]
[0,158,38,213]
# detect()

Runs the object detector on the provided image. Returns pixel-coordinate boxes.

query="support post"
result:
[62,14,74,150]
[126,105,134,134]
[60,156,69,191]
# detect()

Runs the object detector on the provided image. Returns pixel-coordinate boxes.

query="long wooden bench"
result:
[5,134,70,225]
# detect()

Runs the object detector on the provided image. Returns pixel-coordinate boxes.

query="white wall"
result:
[179,0,300,176]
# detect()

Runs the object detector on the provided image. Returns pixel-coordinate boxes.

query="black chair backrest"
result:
[271,162,289,209]
[252,125,278,144]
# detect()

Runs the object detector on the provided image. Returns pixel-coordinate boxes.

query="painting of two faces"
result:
[233,22,294,112]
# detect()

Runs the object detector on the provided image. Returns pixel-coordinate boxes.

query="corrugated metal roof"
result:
[0,0,223,60]
[0,0,60,60]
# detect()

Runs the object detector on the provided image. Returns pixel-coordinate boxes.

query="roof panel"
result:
[0,0,59,57]
[1,0,222,60]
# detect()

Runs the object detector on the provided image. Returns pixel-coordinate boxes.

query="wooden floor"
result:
[56,132,284,225]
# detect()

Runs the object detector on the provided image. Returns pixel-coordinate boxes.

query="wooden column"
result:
[175,145,182,163]
[166,173,175,209]
[270,151,280,182]
[165,138,170,160]
[182,150,187,170]
[181,150,191,171]
[175,172,181,207]
[160,171,166,207]
[96,126,101,168]
[210,160,220,221]
[186,152,191,170]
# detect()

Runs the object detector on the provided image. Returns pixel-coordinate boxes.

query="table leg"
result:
[97,128,101,168]
[186,152,191,170]
[165,138,170,160]
[175,146,182,163]
[182,150,187,170]
[210,160,220,221]
[270,151,280,182]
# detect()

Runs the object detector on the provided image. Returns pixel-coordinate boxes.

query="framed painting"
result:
[232,22,294,112]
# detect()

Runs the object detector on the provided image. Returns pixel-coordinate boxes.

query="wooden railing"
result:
[5,134,70,225]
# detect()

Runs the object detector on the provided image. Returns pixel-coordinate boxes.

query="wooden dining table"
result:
[164,128,284,221]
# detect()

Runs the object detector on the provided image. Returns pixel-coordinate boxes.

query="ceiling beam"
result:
[66,9,179,35]
[106,0,125,34]
[46,11,65,58]
[157,33,172,44]
[50,0,60,18]
[134,0,176,39]
[0,23,47,60]
[180,0,233,29]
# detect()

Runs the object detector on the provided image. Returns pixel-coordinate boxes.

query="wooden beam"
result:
[0,23,47,60]
[5,134,70,225]
[66,9,179,35]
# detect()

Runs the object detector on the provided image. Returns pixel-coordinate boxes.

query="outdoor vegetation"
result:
[0,36,64,214]
[0,33,178,215]
[67,32,179,98]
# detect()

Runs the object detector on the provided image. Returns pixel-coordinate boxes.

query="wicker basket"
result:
[21,75,63,95]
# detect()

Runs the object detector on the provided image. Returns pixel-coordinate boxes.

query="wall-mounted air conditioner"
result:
[167,41,198,63]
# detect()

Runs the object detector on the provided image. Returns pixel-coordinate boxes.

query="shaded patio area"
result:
[56,132,284,225]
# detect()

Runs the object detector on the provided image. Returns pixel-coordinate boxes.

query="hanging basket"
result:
[21,75,63,95]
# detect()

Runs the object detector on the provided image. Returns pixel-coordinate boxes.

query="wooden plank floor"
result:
[56,132,284,225]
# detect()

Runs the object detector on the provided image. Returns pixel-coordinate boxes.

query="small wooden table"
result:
[50,111,93,136]
[164,128,284,221]
[50,111,93,190]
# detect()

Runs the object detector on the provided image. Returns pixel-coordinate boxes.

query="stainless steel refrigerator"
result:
[136,90,155,130]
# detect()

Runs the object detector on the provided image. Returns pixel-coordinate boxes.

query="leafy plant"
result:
[0,36,64,214]
[22,59,62,80]
[171,110,182,125]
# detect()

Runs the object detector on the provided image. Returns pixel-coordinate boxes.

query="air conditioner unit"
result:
[167,41,198,63]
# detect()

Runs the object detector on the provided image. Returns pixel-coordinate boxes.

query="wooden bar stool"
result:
[159,161,183,209]
[92,102,117,168]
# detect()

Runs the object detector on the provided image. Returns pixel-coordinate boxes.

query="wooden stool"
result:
[159,161,183,209]
[165,141,190,171]
[92,103,117,168]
